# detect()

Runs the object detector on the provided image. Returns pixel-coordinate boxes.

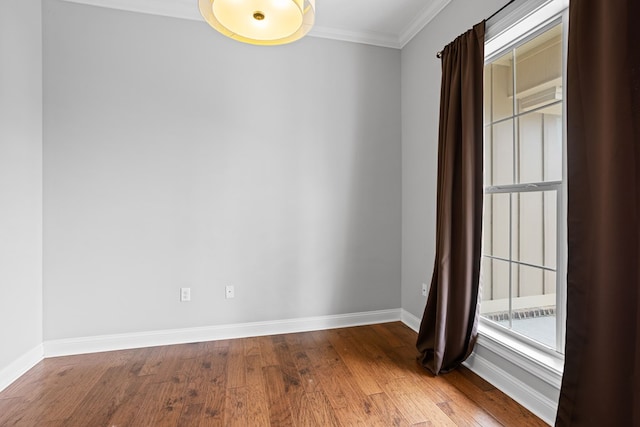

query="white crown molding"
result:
[61,0,201,21]
[398,0,452,48]
[309,25,400,49]
[0,344,44,393]
[44,309,403,358]
[59,0,449,49]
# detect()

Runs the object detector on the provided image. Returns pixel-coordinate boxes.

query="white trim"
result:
[463,350,557,425]
[309,26,400,49]
[44,309,402,357]
[398,0,452,48]
[400,309,421,332]
[60,0,201,21]
[485,0,569,59]
[0,344,44,393]
[477,325,564,389]
[485,0,552,42]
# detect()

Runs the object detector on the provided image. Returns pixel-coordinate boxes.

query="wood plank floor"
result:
[0,322,548,426]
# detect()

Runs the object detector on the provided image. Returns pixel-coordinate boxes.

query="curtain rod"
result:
[436,0,516,58]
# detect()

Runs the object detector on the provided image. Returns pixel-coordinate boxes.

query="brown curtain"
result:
[556,0,640,425]
[416,22,485,375]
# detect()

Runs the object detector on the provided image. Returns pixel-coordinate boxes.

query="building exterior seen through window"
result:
[481,22,565,353]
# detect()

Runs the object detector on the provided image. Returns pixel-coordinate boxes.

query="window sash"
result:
[481,12,567,355]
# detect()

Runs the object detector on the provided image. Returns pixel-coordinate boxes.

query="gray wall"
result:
[43,0,401,340]
[400,0,504,318]
[0,0,43,370]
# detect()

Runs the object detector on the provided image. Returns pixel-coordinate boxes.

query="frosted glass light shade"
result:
[199,0,315,45]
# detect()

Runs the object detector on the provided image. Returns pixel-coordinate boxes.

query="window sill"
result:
[463,321,564,424]
[477,320,564,388]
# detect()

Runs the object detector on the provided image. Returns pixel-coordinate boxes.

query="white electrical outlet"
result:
[422,283,428,297]
[180,287,191,302]
[225,285,235,299]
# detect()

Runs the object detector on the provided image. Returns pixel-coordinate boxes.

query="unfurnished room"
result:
[1,0,638,425]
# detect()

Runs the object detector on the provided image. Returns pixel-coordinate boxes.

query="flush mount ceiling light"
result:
[198,0,315,46]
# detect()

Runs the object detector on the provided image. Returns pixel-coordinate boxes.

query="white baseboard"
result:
[464,350,557,425]
[44,308,403,358]
[401,309,421,332]
[0,344,44,393]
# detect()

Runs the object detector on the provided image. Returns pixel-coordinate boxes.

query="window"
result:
[481,12,566,355]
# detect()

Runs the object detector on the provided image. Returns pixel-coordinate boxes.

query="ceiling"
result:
[60,0,452,49]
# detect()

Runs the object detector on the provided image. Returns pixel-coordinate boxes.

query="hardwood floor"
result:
[0,322,547,426]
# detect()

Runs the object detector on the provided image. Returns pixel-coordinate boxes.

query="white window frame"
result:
[478,0,569,368]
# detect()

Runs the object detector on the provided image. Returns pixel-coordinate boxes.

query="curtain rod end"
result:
[436,51,443,58]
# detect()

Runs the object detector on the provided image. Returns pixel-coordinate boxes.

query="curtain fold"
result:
[556,0,640,425]
[416,22,485,375]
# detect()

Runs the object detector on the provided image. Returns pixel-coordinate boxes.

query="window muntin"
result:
[481,22,565,354]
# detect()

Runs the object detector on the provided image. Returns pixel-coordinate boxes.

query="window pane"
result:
[484,126,492,185]
[518,112,544,183]
[514,191,543,267]
[481,257,493,302]
[493,259,510,300]
[486,52,514,123]
[512,191,557,268]
[545,270,557,295]
[516,260,544,297]
[484,64,492,125]
[515,24,563,116]
[518,111,562,184]
[483,193,510,259]
[488,120,514,186]
[511,263,556,349]
[543,191,557,269]
[480,257,510,317]
[543,114,563,181]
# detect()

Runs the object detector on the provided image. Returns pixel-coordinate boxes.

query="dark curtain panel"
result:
[416,22,485,375]
[556,0,640,425]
